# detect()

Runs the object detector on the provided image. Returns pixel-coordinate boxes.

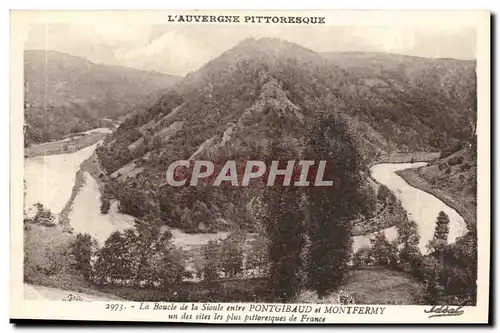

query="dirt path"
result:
[24,283,118,301]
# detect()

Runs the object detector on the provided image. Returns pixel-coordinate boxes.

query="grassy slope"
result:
[23,224,122,300]
[296,266,425,305]
[343,267,425,305]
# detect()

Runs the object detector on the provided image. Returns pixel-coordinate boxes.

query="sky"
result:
[24,22,476,77]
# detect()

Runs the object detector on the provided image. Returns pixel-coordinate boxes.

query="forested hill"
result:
[96,37,477,232]
[24,50,181,144]
[321,51,476,157]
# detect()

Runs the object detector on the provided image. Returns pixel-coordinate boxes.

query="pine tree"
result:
[427,211,450,255]
[434,211,450,242]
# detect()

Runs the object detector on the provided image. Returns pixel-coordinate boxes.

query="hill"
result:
[96,37,477,233]
[24,50,180,144]
[322,51,476,158]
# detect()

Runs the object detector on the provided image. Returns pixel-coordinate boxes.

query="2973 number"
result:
[105,303,125,311]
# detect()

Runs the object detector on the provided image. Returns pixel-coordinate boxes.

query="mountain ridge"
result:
[24,49,181,144]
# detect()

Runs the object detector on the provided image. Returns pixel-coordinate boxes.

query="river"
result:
[25,140,468,255]
[24,143,98,218]
[22,152,469,300]
[353,162,468,254]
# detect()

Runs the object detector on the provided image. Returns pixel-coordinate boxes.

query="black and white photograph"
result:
[10,10,490,324]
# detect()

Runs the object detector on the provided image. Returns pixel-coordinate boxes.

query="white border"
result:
[3,3,496,332]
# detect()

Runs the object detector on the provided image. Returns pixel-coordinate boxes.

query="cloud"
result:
[24,23,476,76]
[119,30,221,75]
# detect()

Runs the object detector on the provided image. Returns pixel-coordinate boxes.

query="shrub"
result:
[353,247,374,268]
[447,155,464,166]
[100,195,111,214]
[461,162,472,171]
[25,203,56,227]
[338,290,355,305]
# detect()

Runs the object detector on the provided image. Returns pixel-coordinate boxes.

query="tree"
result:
[369,232,398,268]
[132,213,170,286]
[117,186,155,218]
[148,239,188,288]
[92,230,136,285]
[220,232,245,278]
[377,184,395,204]
[434,211,450,242]
[306,113,370,297]
[427,211,450,255]
[246,233,269,277]
[263,140,306,302]
[395,219,422,271]
[443,223,477,305]
[92,219,181,287]
[202,240,221,281]
[420,255,445,304]
[70,233,98,280]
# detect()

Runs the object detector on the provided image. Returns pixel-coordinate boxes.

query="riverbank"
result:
[367,163,467,253]
[396,168,476,227]
[24,143,99,217]
[375,151,440,164]
[25,129,111,158]
[58,167,88,230]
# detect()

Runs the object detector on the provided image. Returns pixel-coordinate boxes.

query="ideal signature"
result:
[424,305,465,318]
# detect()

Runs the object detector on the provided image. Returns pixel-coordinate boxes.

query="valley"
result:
[23,132,467,301]
[22,37,477,304]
